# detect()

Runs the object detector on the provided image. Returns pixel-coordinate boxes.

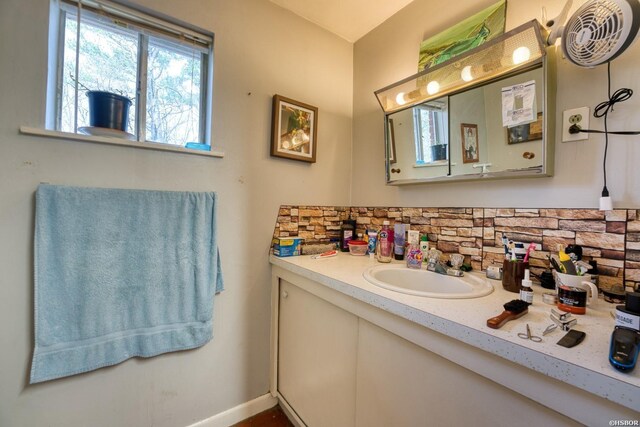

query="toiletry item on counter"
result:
[551,308,578,331]
[487,299,529,329]
[302,242,338,255]
[558,245,578,275]
[565,244,583,261]
[512,242,527,261]
[610,292,640,372]
[557,330,586,348]
[542,292,558,305]
[406,246,423,269]
[339,217,356,252]
[311,250,338,259]
[394,223,406,260]
[486,266,503,280]
[273,237,303,257]
[407,230,419,246]
[501,260,529,293]
[419,235,429,262]
[555,272,598,315]
[426,248,442,272]
[539,271,556,289]
[603,286,626,304]
[523,243,536,263]
[517,324,542,342]
[502,233,509,259]
[348,240,368,256]
[405,230,422,269]
[367,229,378,255]
[519,269,534,304]
[377,221,393,263]
[542,323,558,336]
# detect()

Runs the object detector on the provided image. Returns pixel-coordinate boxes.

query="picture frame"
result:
[461,123,479,163]
[507,112,543,144]
[417,0,506,71]
[388,118,397,164]
[270,94,318,163]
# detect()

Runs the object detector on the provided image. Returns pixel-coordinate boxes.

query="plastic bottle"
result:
[394,223,406,260]
[377,221,393,263]
[339,217,355,252]
[419,234,429,263]
[520,269,534,304]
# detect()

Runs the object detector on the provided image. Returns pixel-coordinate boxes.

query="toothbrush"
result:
[524,242,536,263]
[502,233,509,259]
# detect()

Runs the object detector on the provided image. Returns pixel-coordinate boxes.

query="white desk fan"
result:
[545,0,640,66]
[544,0,640,210]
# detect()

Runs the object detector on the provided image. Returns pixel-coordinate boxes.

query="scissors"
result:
[518,324,542,342]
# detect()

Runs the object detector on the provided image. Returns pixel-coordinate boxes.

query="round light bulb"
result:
[426,81,440,95]
[461,66,473,82]
[512,46,531,65]
[395,92,407,105]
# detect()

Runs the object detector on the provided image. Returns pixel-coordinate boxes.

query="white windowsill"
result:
[413,160,455,168]
[19,126,225,158]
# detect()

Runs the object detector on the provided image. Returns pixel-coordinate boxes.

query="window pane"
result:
[61,14,138,134]
[146,36,202,145]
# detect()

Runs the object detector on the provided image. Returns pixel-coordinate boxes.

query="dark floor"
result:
[232,404,294,427]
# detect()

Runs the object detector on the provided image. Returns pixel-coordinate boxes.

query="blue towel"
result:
[31,185,223,383]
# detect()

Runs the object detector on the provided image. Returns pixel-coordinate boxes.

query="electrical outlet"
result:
[562,107,590,142]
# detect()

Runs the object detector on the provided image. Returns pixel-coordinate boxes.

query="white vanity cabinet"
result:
[270,261,640,426]
[277,279,358,426]
[355,319,575,426]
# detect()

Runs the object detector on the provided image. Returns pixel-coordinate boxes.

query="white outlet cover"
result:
[562,107,590,142]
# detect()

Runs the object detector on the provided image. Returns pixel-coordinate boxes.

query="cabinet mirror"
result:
[377,21,555,185]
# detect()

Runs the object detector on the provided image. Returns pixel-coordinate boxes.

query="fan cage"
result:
[563,0,626,66]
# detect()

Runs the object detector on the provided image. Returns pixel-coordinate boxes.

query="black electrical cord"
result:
[568,61,638,198]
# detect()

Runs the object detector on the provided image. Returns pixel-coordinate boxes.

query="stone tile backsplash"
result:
[273,206,640,292]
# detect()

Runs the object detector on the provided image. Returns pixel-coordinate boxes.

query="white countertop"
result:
[270,252,640,412]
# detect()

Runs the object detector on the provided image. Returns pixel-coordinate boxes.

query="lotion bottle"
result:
[377,221,393,263]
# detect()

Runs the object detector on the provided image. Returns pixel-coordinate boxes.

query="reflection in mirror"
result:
[386,97,449,181]
[449,66,543,176]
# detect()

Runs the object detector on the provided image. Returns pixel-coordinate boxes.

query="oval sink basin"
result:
[363,264,493,299]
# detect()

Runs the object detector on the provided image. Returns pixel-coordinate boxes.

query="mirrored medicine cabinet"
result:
[375,20,556,185]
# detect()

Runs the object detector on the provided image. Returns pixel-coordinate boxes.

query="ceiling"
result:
[269,0,415,42]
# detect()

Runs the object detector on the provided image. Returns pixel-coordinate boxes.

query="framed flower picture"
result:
[270,95,318,163]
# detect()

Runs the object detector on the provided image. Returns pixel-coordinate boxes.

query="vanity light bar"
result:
[375,20,547,114]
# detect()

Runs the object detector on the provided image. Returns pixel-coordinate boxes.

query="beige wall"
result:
[353,0,640,208]
[0,0,352,426]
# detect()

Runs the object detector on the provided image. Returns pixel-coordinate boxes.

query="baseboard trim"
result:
[187,393,278,427]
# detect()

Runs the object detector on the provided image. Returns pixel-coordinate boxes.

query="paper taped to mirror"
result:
[502,80,536,127]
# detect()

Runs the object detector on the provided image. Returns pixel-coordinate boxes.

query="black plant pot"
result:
[87,91,132,132]
[430,144,447,161]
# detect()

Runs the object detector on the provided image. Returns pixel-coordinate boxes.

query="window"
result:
[48,0,213,146]
[413,102,448,164]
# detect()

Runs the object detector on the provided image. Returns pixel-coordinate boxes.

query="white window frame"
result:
[413,102,448,164]
[46,0,215,147]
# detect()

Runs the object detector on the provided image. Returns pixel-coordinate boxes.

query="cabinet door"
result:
[355,320,577,427]
[278,279,358,427]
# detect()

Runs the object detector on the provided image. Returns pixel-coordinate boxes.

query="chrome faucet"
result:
[426,249,464,277]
